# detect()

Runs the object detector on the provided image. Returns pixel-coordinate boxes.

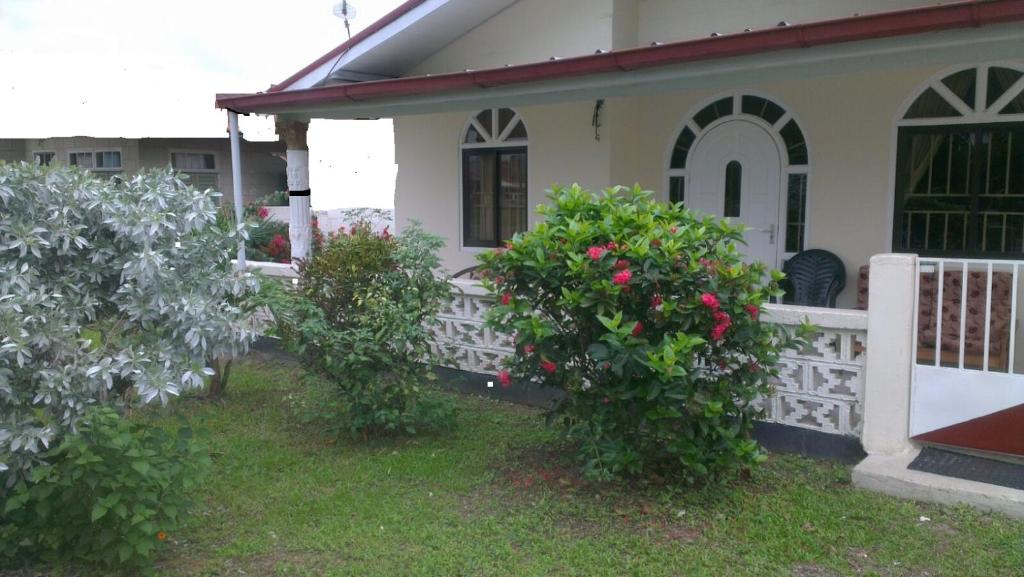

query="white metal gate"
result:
[910,257,1024,455]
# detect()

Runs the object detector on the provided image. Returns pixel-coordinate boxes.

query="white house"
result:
[217,0,1024,515]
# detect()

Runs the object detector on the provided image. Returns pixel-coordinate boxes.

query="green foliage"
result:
[0,163,259,481]
[478,184,809,483]
[257,190,290,207]
[270,223,457,436]
[0,407,210,574]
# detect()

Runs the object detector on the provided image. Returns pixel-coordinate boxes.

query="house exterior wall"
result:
[393,62,956,306]
[394,100,611,273]
[635,0,934,47]
[5,137,285,207]
[408,0,615,76]
[612,65,945,307]
[403,0,937,77]
[0,139,26,163]
[137,139,286,206]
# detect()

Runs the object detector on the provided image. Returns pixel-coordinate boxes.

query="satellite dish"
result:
[332,1,357,38]
[332,1,358,21]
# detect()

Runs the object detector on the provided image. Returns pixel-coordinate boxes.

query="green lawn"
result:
[148,355,1022,577]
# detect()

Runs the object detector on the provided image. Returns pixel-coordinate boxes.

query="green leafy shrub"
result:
[478,184,808,483]
[271,222,456,436]
[0,407,210,574]
[0,164,259,481]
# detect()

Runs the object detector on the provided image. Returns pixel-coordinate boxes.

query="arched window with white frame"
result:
[461,108,528,247]
[894,64,1024,257]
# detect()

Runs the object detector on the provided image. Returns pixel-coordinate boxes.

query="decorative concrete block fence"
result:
[430,279,868,440]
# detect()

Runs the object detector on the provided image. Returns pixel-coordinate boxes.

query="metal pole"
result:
[228,111,246,269]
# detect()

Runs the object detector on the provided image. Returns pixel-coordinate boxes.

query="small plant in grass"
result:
[0,407,210,574]
[270,222,456,436]
[478,184,809,483]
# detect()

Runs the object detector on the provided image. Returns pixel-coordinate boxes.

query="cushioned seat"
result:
[857,264,1012,370]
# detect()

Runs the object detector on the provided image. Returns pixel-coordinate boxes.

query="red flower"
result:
[670,226,678,234]
[156,531,167,542]
[631,321,644,337]
[748,362,761,373]
[606,241,617,251]
[651,238,661,248]
[699,258,716,273]
[745,304,760,319]
[650,294,663,309]
[713,310,732,326]
[540,360,557,374]
[524,344,536,354]
[498,370,512,388]
[700,293,720,310]
[614,259,630,271]
[381,226,391,240]
[257,206,269,219]
[587,246,606,261]
[612,269,632,285]
[500,293,512,306]
[710,324,728,341]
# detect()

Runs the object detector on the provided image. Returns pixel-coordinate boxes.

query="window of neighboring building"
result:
[68,151,94,169]
[93,150,122,171]
[33,151,55,166]
[171,151,219,191]
[69,150,121,171]
[894,65,1024,257]
[171,152,216,171]
[461,108,528,248]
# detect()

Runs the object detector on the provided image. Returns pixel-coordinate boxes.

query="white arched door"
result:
[688,119,783,267]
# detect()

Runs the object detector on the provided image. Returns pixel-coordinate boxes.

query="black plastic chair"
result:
[781,249,846,308]
[452,265,482,280]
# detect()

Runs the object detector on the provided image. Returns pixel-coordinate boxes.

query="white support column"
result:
[860,253,918,455]
[228,111,246,269]
[277,119,312,263]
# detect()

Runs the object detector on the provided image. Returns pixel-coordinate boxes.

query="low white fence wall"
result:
[430,279,868,438]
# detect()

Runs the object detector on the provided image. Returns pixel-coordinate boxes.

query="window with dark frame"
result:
[893,66,1024,257]
[462,108,528,248]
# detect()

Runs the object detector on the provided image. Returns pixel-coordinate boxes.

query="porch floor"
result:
[853,448,1024,520]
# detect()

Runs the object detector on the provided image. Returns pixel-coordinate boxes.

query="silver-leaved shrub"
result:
[0,163,260,481]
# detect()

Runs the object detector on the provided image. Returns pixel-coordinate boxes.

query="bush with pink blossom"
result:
[478,184,809,482]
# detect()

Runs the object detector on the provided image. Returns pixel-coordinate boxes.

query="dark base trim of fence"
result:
[249,340,865,464]
[752,422,866,464]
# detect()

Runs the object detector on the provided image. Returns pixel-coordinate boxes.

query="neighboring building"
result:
[216,0,1024,516]
[0,136,286,205]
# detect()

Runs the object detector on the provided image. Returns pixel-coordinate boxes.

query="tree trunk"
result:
[208,356,233,399]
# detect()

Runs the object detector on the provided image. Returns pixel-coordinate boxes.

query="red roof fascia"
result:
[218,0,1024,114]
[268,0,432,93]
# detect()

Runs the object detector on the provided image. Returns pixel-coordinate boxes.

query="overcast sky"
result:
[0,0,405,208]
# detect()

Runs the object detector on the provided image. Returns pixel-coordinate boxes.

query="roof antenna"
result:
[333,1,358,39]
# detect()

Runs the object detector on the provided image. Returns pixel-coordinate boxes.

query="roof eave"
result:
[216,0,1024,115]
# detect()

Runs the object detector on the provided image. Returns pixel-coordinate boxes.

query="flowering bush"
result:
[0,407,210,573]
[270,222,456,436]
[238,202,324,263]
[479,184,808,482]
[0,164,260,481]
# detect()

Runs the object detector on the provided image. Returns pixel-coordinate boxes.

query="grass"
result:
[140,355,1024,577]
